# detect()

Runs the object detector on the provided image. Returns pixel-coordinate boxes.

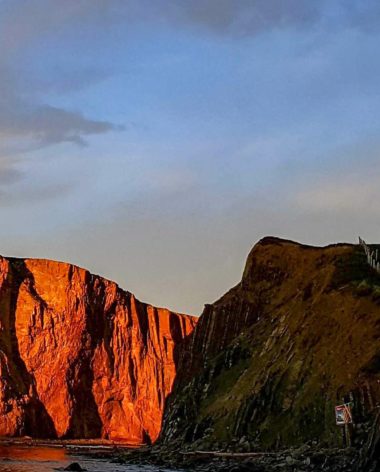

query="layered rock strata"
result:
[161,237,380,450]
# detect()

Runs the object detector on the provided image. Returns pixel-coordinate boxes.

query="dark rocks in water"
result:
[64,463,86,472]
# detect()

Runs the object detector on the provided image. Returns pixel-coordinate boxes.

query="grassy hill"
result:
[160,237,380,451]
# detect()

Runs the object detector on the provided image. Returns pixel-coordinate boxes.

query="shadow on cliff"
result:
[64,353,103,438]
[156,312,202,444]
[5,259,57,438]
[64,272,104,439]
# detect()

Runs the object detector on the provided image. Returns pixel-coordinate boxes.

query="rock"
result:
[220,464,265,472]
[0,256,196,442]
[161,237,380,451]
[64,463,86,471]
[286,455,295,465]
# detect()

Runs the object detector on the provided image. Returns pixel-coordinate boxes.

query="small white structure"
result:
[359,237,380,274]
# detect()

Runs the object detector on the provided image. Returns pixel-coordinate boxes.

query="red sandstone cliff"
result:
[0,256,196,442]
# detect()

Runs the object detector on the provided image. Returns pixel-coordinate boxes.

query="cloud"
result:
[179,0,380,36]
[0,0,104,57]
[0,0,378,187]
[166,0,323,36]
[0,158,23,185]
[0,181,75,207]
[0,95,117,147]
[2,0,378,51]
[136,0,380,37]
[0,0,121,170]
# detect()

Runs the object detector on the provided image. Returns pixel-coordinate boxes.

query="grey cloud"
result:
[0,96,117,147]
[0,181,75,207]
[0,90,118,201]
[164,0,323,35]
[2,0,377,48]
[29,105,118,146]
[0,167,23,185]
[0,0,376,183]
[0,0,105,57]
[159,0,380,35]
[0,158,24,185]
[0,0,121,159]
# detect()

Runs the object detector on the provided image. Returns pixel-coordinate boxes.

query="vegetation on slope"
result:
[161,238,380,452]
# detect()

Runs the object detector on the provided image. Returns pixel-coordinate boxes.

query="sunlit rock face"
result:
[0,256,196,442]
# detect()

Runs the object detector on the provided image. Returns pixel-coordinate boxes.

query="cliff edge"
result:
[0,256,196,443]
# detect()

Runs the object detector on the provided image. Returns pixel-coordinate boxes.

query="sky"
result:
[0,0,379,315]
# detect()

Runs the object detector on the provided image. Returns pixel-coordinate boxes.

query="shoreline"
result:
[115,443,362,472]
[0,437,141,454]
[0,438,366,471]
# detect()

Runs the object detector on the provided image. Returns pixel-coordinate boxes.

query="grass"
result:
[332,246,380,303]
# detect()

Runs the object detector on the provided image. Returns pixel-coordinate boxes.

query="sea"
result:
[0,445,175,472]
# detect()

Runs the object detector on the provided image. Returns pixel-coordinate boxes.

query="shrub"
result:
[356,280,373,296]
[372,286,380,303]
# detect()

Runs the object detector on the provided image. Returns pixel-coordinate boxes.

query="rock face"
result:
[161,237,380,451]
[0,256,196,442]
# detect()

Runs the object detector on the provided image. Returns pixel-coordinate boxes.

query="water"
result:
[0,445,172,472]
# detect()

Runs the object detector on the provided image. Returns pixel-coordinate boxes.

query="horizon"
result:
[0,0,379,314]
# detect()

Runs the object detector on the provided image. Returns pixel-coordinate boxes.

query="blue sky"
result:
[0,0,379,314]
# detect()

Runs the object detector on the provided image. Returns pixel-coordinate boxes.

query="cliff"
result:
[0,256,196,442]
[161,237,380,450]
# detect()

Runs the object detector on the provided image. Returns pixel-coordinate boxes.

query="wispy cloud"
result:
[0,95,117,147]
[165,0,322,36]
[0,181,75,207]
[0,157,23,185]
[0,0,377,166]
[0,0,121,178]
